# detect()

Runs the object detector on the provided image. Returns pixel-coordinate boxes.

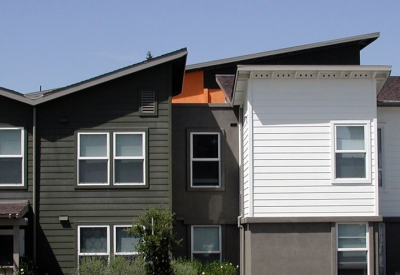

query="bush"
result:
[171,258,202,275]
[203,261,238,275]
[128,206,180,275]
[75,256,145,275]
[17,257,38,275]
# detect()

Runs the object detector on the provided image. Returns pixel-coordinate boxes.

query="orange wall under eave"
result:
[172,71,226,103]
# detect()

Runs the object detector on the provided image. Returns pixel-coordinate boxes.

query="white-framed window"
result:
[78,133,110,185]
[331,121,371,184]
[113,133,145,185]
[0,128,24,186]
[77,131,146,186]
[190,133,221,187]
[377,128,383,187]
[337,223,368,275]
[78,226,110,264]
[113,225,138,258]
[191,225,221,263]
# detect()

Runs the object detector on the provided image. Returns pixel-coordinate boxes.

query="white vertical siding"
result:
[378,107,400,216]
[246,78,377,217]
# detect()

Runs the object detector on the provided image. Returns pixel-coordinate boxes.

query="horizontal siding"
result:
[378,107,400,216]
[248,78,377,217]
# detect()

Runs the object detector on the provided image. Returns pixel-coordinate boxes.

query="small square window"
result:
[78,226,110,264]
[191,226,221,264]
[0,128,24,186]
[190,133,220,187]
[114,225,138,259]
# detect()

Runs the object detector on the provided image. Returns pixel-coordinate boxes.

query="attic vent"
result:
[251,72,271,78]
[140,91,157,116]
[318,72,340,79]
[351,72,371,79]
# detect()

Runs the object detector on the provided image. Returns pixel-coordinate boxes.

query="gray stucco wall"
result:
[245,223,332,275]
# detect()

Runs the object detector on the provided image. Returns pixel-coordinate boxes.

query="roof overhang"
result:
[0,49,187,106]
[232,65,392,106]
[0,200,29,219]
[187,32,380,72]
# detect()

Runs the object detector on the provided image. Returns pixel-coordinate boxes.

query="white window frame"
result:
[113,225,138,257]
[0,128,24,186]
[377,127,383,188]
[77,225,110,263]
[113,132,146,185]
[77,132,110,185]
[331,121,371,184]
[336,223,369,275]
[191,225,222,262]
[190,132,221,188]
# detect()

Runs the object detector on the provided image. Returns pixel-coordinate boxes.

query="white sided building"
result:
[232,65,391,275]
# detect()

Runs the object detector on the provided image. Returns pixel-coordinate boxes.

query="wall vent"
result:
[140,91,157,116]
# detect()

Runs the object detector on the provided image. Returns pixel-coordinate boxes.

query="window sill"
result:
[75,184,148,190]
[331,178,371,185]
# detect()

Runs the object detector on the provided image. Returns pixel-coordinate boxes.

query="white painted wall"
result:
[378,107,400,216]
[243,78,378,217]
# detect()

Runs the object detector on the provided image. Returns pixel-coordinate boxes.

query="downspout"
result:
[237,106,245,275]
[33,106,37,262]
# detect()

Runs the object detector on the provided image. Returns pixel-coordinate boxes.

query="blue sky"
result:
[1,0,399,93]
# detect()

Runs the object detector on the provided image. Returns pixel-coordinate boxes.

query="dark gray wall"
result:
[172,104,240,264]
[385,222,400,275]
[35,63,176,274]
[245,223,332,275]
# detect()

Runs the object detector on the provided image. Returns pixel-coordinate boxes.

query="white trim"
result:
[191,225,222,261]
[331,121,371,184]
[247,80,254,217]
[336,223,369,275]
[113,225,138,256]
[77,225,110,259]
[113,132,146,186]
[190,132,221,188]
[0,128,25,186]
[77,132,110,185]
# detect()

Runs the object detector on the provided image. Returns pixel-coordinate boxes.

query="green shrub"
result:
[128,206,180,275]
[17,257,39,275]
[172,258,202,275]
[203,261,238,275]
[75,256,145,275]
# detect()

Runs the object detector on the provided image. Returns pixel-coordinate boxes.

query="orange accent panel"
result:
[173,71,206,103]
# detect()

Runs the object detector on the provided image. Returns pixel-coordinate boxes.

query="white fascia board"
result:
[232,65,392,106]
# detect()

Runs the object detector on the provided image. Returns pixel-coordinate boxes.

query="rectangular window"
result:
[337,223,368,275]
[332,122,370,183]
[378,128,383,187]
[190,133,220,187]
[78,133,109,185]
[0,128,24,186]
[113,133,145,185]
[77,131,146,186]
[191,225,221,263]
[114,225,138,259]
[78,226,109,264]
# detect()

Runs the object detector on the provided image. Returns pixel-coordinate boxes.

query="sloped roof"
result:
[0,48,187,106]
[216,75,235,102]
[0,200,29,218]
[377,76,400,104]
[187,32,379,72]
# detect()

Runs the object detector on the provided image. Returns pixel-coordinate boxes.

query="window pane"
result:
[80,134,107,157]
[115,160,143,183]
[338,238,366,249]
[192,161,219,186]
[193,253,220,264]
[377,129,382,169]
[0,129,21,155]
[80,227,108,253]
[338,251,367,271]
[338,224,366,238]
[0,235,13,266]
[79,160,108,183]
[115,134,142,157]
[337,126,365,150]
[193,227,219,252]
[193,134,219,158]
[0,158,22,184]
[115,227,138,253]
[336,153,365,178]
